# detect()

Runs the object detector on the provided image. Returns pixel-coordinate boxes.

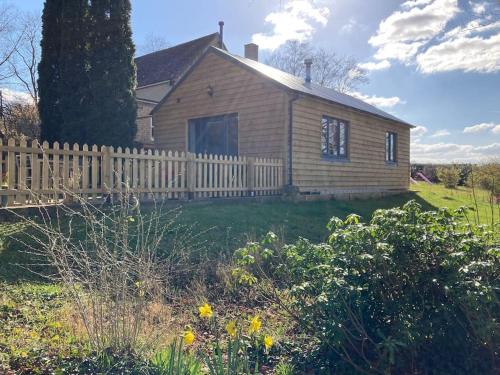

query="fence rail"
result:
[0,138,283,207]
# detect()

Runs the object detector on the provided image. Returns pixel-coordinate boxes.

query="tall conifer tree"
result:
[88,0,137,147]
[58,0,93,144]
[38,0,137,146]
[38,0,64,144]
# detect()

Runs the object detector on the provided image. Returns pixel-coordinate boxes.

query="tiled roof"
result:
[135,33,221,87]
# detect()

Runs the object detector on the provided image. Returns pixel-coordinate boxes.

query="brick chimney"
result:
[244,43,259,61]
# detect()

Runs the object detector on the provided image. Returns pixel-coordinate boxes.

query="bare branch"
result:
[265,40,369,93]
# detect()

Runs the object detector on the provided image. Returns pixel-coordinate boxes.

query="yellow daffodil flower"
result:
[226,320,237,338]
[248,315,262,334]
[264,335,273,351]
[198,303,213,319]
[183,330,195,346]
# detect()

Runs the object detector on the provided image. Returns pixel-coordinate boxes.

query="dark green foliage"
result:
[87,0,137,147]
[38,0,64,144]
[38,0,137,146]
[58,0,93,144]
[235,202,500,374]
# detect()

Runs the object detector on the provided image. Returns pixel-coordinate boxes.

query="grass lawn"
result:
[0,183,498,372]
[1,183,497,283]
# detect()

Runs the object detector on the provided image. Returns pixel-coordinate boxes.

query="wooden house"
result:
[150,45,413,198]
[134,32,224,146]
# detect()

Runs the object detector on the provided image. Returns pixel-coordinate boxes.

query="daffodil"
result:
[264,335,273,351]
[183,330,195,345]
[198,303,213,319]
[226,320,237,338]
[248,315,262,334]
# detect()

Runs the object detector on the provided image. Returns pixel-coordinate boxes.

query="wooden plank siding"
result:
[152,50,411,196]
[152,52,288,162]
[290,96,410,193]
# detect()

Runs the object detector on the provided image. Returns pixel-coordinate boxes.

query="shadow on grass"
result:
[0,225,49,283]
[0,192,434,283]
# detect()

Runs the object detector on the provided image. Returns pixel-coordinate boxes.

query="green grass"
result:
[0,183,497,283]
[409,182,498,225]
[0,183,498,372]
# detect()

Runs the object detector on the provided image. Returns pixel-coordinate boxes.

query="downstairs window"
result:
[188,113,238,156]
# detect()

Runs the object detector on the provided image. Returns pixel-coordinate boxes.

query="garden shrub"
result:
[234,201,500,374]
[469,161,500,194]
[436,165,461,188]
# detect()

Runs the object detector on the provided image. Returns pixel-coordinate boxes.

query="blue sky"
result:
[9,0,500,163]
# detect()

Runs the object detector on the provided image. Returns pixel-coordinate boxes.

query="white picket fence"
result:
[0,138,283,207]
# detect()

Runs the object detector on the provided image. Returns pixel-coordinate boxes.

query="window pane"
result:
[321,117,329,154]
[339,122,346,156]
[330,119,338,156]
[385,133,390,161]
[227,118,238,156]
[188,114,238,156]
[390,133,396,161]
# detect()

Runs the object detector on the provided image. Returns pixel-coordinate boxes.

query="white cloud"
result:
[252,0,330,50]
[470,1,487,15]
[0,88,32,104]
[411,125,428,137]
[374,41,426,62]
[350,91,404,108]
[417,32,500,73]
[430,129,451,137]
[358,60,391,71]
[369,0,459,63]
[463,122,498,133]
[401,0,433,9]
[411,140,500,163]
[340,18,361,34]
[492,125,500,134]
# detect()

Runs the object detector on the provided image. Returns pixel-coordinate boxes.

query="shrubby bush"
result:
[436,165,461,188]
[469,161,500,194]
[234,201,500,374]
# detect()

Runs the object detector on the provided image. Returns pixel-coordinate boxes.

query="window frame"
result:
[385,131,397,163]
[187,113,239,156]
[321,115,349,161]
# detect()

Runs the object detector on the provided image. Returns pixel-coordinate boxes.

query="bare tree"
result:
[0,3,21,82]
[8,12,40,102]
[138,32,169,55]
[265,40,368,93]
[0,101,40,140]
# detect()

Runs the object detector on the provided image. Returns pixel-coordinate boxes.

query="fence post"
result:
[247,157,255,197]
[101,145,112,202]
[187,152,196,200]
[7,138,15,206]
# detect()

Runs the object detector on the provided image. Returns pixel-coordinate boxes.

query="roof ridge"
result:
[136,33,219,60]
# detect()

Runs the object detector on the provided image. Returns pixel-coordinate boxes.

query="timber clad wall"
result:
[152,50,411,196]
[291,96,410,193]
[152,52,288,161]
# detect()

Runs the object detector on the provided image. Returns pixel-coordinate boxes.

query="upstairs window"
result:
[321,116,348,159]
[385,132,397,162]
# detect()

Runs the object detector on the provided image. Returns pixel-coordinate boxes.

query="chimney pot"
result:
[244,43,259,61]
[218,21,224,48]
[304,58,313,83]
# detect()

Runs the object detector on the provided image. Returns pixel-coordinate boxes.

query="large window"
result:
[321,116,348,159]
[385,132,397,162]
[188,113,238,156]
